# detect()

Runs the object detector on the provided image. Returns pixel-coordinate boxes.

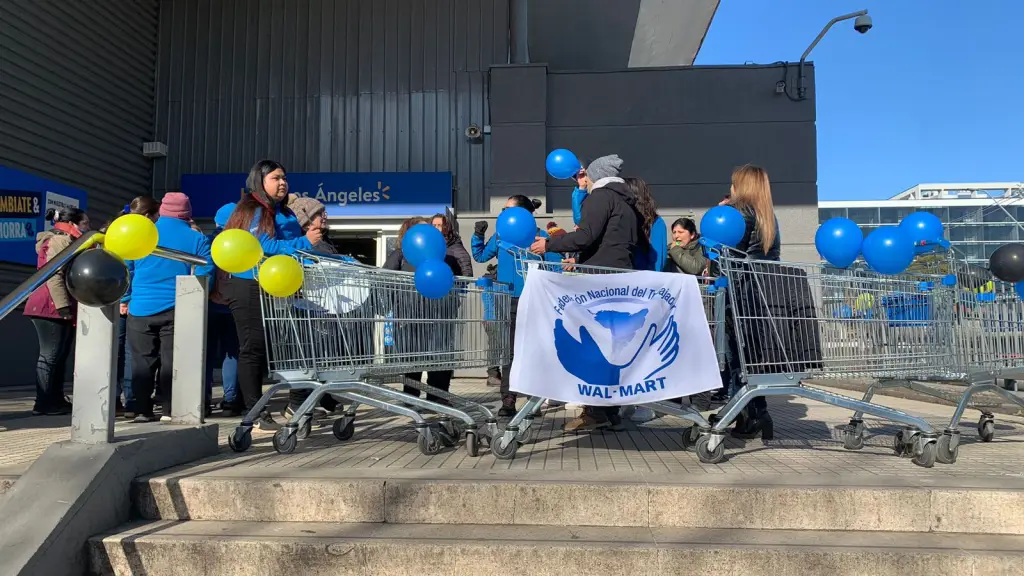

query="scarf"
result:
[53,221,82,239]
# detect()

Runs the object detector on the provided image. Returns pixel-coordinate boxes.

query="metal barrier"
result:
[0,231,211,443]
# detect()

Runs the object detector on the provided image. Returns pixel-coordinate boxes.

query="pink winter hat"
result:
[159,192,193,220]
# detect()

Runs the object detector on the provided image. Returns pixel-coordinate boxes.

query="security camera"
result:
[853,14,872,34]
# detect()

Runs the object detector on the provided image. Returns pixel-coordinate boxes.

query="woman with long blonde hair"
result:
[720,164,781,441]
[728,164,780,260]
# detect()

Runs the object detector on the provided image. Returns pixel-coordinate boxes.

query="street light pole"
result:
[798,9,870,99]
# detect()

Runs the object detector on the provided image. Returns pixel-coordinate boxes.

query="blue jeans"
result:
[206,309,239,405]
[117,314,135,411]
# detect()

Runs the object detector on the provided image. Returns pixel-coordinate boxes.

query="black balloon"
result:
[66,249,131,307]
[988,243,1024,283]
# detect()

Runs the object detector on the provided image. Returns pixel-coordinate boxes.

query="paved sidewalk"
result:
[3,380,1024,479]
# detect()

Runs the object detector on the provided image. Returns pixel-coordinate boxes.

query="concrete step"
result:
[132,469,1024,534]
[89,520,1024,576]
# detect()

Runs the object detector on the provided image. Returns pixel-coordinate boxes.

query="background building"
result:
[819,182,1024,265]
[0,0,823,385]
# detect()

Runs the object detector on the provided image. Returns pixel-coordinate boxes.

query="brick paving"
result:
[2,380,1024,479]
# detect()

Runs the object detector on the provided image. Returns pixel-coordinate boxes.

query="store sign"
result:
[181,172,453,218]
[0,165,88,266]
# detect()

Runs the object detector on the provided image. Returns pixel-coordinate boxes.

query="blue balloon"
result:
[546,149,580,180]
[899,211,944,245]
[496,206,537,248]
[862,226,915,275]
[815,217,863,268]
[401,223,446,267]
[414,259,455,299]
[700,205,746,248]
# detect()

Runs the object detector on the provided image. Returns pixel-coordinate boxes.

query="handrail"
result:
[0,231,211,323]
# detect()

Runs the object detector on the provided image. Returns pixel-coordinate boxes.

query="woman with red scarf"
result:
[220,160,322,431]
[24,207,91,415]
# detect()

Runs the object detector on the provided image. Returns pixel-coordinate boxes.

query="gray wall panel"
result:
[0,0,160,221]
[154,0,508,213]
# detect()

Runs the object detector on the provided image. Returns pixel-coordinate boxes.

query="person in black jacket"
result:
[529,154,647,432]
[722,164,784,441]
[431,213,474,277]
[530,154,648,270]
[384,217,459,404]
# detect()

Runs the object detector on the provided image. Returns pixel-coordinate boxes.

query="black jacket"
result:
[446,235,474,277]
[545,178,646,269]
[735,205,781,260]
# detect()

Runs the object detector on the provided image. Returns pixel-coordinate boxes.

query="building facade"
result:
[819,183,1024,265]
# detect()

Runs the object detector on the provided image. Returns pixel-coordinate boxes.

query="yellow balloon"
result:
[212,229,264,274]
[104,214,159,260]
[258,255,303,297]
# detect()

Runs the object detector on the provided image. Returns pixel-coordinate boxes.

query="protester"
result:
[221,159,321,431]
[668,218,708,276]
[529,155,646,432]
[289,194,336,254]
[24,207,90,416]
[473,196,561,417]
[626,177,667,272]
[722,164,782,440]
[124,193,213,422]
[384,217,459,404]
[432,213,473,276]
[481,263,502,387]
[570,161,590,228]
[208,202,242,416]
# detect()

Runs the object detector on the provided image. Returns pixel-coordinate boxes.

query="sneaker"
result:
[608,412,627,432]
[562,414,610,432]
[254,412,280,433]
[134,414,158,423]
[498,395,518,418]
[160,415,172,423]
[630,406,656,423]
[124,411,137,420]
[486,375,502,387]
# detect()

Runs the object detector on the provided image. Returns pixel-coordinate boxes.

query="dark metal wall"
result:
[527,0,641,71]
[488,63,818,212]
[152,0,510,213]
[0,0,160,225]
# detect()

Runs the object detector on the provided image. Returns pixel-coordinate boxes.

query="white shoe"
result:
[160,415,172,423]
[630,406,656,423]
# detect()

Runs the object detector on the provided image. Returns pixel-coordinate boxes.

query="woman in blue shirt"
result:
[220,160,321,431]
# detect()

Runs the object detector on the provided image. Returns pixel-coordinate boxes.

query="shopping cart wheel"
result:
[272,428,298,454]
[936,434,959,464]
[417,431,443,456]
[465,431,479,457]
[332,418,355,441]
[695,435,725,464]
[911,439,936,468]
[228,427,252,453]
[842,429,865,451]
[978,418,995,442]
[491,436,519,460]
[296,417,313,440]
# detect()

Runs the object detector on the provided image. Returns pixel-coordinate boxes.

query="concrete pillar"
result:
[70,304,119,444]
[171,275,209,425]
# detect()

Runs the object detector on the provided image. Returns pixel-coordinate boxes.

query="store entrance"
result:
[328,234,378,265]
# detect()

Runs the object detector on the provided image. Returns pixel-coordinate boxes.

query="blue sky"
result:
[696,1,1024,201]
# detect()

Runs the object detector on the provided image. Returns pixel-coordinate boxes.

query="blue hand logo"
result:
[553,303,679,387]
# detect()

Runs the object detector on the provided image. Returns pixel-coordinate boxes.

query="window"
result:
[818,208,847,223]
[949,206,983,224]
[984,225,1017,243]
[983,206,1015,223]
[948,226,980,243]
[955,243,985,261]
[847,208,879,225]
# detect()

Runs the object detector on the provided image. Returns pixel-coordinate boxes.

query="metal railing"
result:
[0,231,211,443]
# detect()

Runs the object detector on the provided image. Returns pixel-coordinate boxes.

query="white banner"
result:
[510,270,720,405]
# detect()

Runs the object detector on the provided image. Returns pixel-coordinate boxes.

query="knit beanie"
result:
[159,192,192,220]
[586,154,624,181]
[288,195,327,229]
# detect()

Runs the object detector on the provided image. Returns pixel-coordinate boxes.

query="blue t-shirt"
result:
[124,217,214,317]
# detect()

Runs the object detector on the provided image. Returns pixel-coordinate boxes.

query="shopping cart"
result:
[841,244,1024,463]
[707,247,960,468]
[489,247,727,461]
[227,252,512,456]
